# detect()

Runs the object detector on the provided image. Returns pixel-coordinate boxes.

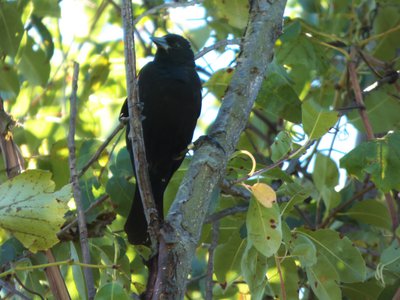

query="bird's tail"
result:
[124,179,165,245]
[125,187,149,245]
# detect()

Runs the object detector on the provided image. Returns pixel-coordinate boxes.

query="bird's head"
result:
[152,34,195,66]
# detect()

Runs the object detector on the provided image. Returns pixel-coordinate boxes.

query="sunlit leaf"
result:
[95,282,130,300]
[204,67,235,99]
[0,170,71,253]
[250,183,277,208]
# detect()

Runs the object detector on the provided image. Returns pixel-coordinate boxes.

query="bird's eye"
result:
[171,42,181,48]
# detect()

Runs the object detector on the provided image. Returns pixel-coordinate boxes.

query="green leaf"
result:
[204,0,249,30]
[18,37,50,86]
[106,176,134,217]
[0,2,24,57]
[204,67,234,99]
[256,60,302,123]
[313,153,339,189]
[302,99,338,139]
[345,199,391,230]
[70,242,88,300]
[340,132,400,192]
[246,199,282,257]
[372,4,400,60]
[342,280,384,300]
[95,282,130,300]
[214,229,246,285]
[306,255,341,300]
[0,63,19,99]
[32,0,61,18]
[241,241,268,300]
[271,131,292,162]
[0,170,71,253]
[290,233,317,267]
[380,240,400,274]
[348,88,400,133]
[269,257,299,300]
[276,23,329,74]
[312,153,340,212]
[299,229,366,282]
[279,180,313,215]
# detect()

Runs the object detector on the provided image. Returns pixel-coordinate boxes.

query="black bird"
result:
[120,34,202,245]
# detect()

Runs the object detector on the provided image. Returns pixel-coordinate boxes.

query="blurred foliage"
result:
[0,0,400,299]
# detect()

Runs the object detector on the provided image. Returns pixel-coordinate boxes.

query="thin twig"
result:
[0,260,117,279]
[195,38,242,60]
[220,179,251,200]
[348,47,374,140]
[0,278,31,300]
[205,221,219,300]
[320,184,375,228]
[205,205,248,224]
[348,48,399,235]
[121,0,160,249]
[67,62,95,299]
[57,194,110,238]
[78,122,125,178]
[133,0,204,26]
[275,256,286,300]
[14,275,45,300]
[231,140,313,185]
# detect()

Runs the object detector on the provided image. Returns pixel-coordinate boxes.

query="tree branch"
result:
[153,1,287,298]
[205,221,219,300]
[121,0,160,250]
[67,62,95,299]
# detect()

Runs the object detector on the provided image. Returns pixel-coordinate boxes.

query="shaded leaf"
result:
[302,99,338,139]
[241,241,268,300]
[0,63,19,99]
[18,37,50,86]
[306,255,341,300]
[290,233,317,267]
[340,132,400,192]
[256,60,302,123]
[247,199,282,257]
[0,2,24,57]
[299,229,366,282]
[214,229,246,285]
[345,199,391,230]
[271,131,292,162]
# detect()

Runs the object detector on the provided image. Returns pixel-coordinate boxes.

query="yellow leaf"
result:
[0,170,71,252]
[250,183,276,208]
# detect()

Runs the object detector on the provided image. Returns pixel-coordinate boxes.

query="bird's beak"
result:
[151,36,170,51]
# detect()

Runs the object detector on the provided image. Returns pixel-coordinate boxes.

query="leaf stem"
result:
[0,259,116,278]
